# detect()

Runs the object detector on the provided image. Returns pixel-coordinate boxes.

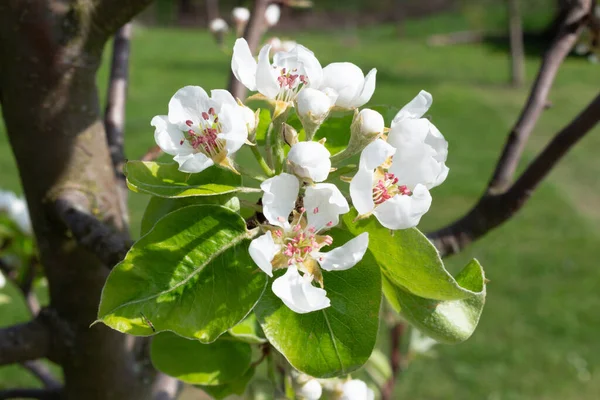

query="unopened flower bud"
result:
[282,123,299,146]
[238,101,259,141]
[352,108,384,139]
[297,379,322,400]
[232,7,250,36]
[265,4,281,27]
[208,18,228,46]
[295,88,337,140]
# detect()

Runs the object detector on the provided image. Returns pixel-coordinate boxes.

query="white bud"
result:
[339,379,375,400]
[232,7,250,22]
[240,105,257,132]
[265,4,281,27]
[287,141,331,183]
[295,88,336,140]
[356,109,384,137]
[281,40,297,52]
[297,379,322,400]
[0,270,5,289]
[208,18,228,34]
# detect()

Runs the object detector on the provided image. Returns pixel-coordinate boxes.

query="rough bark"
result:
[0,1,170,399]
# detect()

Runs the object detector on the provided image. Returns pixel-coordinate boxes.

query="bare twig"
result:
[381,322,405,400]
[488,0,591,193]
[227,0,271,99]
[0,388,61,400]
[141,145,163,162]
[429,93,600,256]
[0,320,50,366]
[21,361,61,389]
[55,192,132,268]
[507,0,525,87]
[105,22,133,227]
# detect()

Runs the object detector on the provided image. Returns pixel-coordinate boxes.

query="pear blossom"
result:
[208,18,228,33]
[387,90,449,190]
[297,378,323,400]
[287,141,331,183]
[350,139,432,230]
[0,190,32,234]
[151,86,248,174]
[248,173,368,313]
[295,87,337,139]
[231,38,322,108]
[319,62,376,109]
[264,4,281,27]
[338,380,375,400]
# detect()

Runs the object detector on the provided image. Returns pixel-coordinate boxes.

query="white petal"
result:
[287,141,331,182]
[296,88,332,119]
[294,45,323,88]
[297,379,322,400]
[320,62,365,108]
[0,270,5,288]
[349,167,375,216]
[210,89,237,108]
[256,44,280,99]
[357,108,384,136]
[151,115,191,156]
[341,380,372,400]
[249,232,279,277]
[271,266,330,314]
[168,86,210,126]
[353,68,377,108]
[216,103,248,155]
[173,153,214,173]
[232,38,258,91]
[373,184,432,230]
[388,118,431,147]
[304,183,349,231]
[358,139,395,170]
[261,173,300,227]
[318,232,368,271]
[393,90,432,122]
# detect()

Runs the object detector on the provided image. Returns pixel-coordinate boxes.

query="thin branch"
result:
[55,192,132,268]
[21,361,61,389]
[141,145,163,162]
[487,0,591,193]
[227,0,271,99]
[105,22,133,227]
[0,320,50,366]
[0,388,61,400]
[381,322,405,400]
[428,92,600,256]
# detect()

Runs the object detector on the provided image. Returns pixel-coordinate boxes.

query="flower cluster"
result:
[151,39,448,314]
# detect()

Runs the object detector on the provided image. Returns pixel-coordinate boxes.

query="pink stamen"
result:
[185,120,193,127]
[313,207,319,214]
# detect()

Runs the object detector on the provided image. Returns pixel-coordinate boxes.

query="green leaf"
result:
[229,313,267,344]
[125,161,258,198]
[199,366,255,399]
[140,195,239,236]
[150,332,251,385]
[255,227,381,378]
[342,210,481,301]
[97,205,268,342]
[383,259,486,344]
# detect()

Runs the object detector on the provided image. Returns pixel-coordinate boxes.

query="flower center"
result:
[179,107,227,158]
[372,173,412,205]
[273,66,308,103]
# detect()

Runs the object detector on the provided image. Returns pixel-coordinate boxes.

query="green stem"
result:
[250,145,274,177]
[327,164,358,180]
[270,110,290,175]
[329,147,354,165]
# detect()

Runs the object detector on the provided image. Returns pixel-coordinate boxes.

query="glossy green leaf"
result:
[342,210,481,301]
[255,227,381,378]
[199,366,255,399]
[229,313,267,344]
[383,259,486,344]
[97,205,268,342]
[150,332,251,385]
[125,161,258,198]
[140,195,239,236]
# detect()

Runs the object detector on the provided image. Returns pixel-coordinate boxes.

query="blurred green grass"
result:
[2,10,600,399]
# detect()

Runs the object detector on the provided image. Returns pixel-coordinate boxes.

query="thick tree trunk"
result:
[0,1,168,399]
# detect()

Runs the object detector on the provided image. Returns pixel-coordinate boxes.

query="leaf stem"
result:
[270,110,290,175]
[251,145,275,178]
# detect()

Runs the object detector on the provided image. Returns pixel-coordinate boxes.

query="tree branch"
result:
[429,92,600,256]
[105,22,133,228]
[228,0,271,99]
[487,0,592,193]
[21,361,61,389]
[90,0,153,40]
[55,192,132,268]
[0,320,50,366]
[0,388,61,400]
[381,322,404,400]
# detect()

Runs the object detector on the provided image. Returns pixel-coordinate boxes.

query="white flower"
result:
[295,88,337,138]
[264,4,281,27]
[231,38,322,106]
[0,190,32,235]
[355,109,384,137]
[232,7,250,22]
[287,141,331,183]
[208,18,228,33]
[319,62,376,109]
[387,90,449,190]
[339,380,374,400]
[350,139,432,230]
[249,173,368,313]
[151,86,248,174]
[297,378,323,400]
